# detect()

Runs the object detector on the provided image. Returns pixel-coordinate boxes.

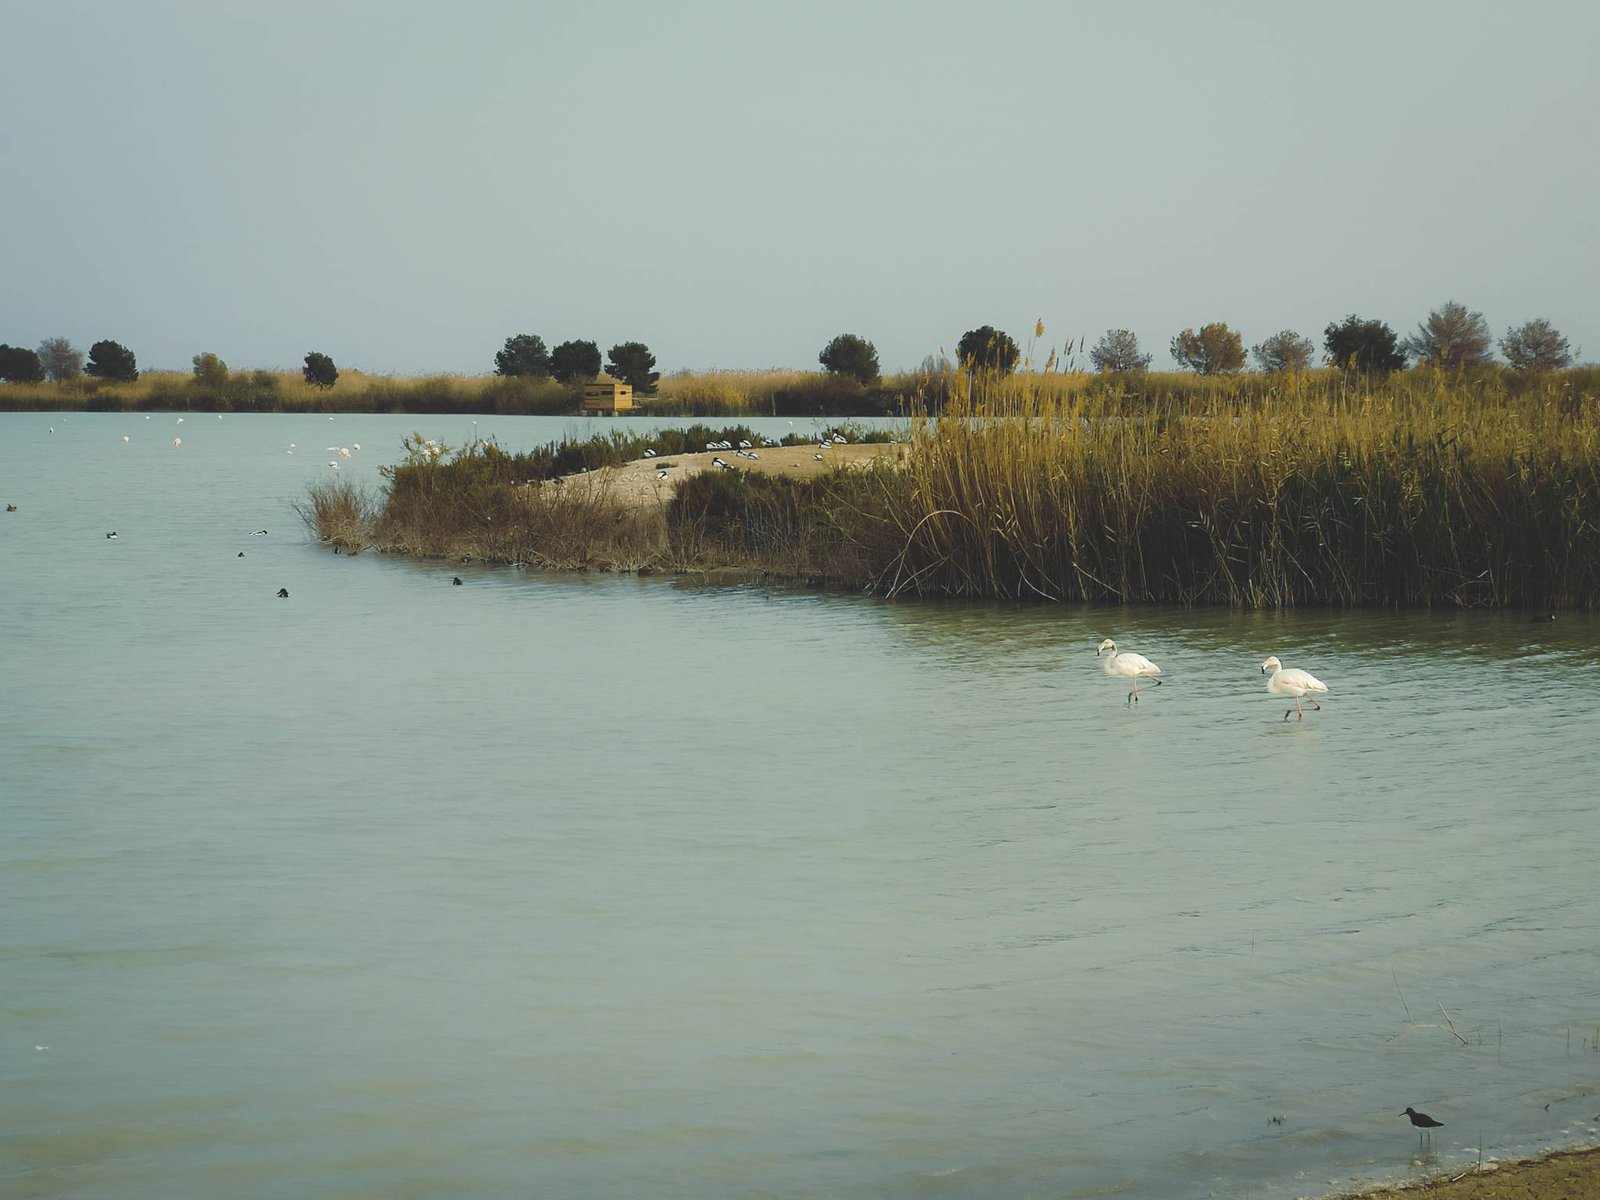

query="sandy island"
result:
[542,441,908,508]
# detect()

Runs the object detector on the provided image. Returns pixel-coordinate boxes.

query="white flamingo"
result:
[1261,656,1329,721]
[1096,639,1162,704]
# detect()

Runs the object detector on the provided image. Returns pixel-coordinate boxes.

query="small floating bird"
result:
[251,529,268,536]
[1261,656,1329,722]
[5,504,15,512]
[173,437,182,447]
[1402,1107,1442,1145]
[238,551,244,557]
[1531,612,1555,623]
[105,531,118,539]
[277,587,289,598]
[1097,639,1162,704]
[452,576,463,585]
[122,435,130,443]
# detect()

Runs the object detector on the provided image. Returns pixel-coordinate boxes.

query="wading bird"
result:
[1402,1107,1442,1145]
[1261,656,1329,721]
[1096,639,1162,704]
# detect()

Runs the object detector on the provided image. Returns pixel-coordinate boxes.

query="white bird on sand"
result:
[1096,638,1162,705]
[1261,656,1329,722]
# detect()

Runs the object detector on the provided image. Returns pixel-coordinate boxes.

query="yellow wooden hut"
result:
[580,374,633,414]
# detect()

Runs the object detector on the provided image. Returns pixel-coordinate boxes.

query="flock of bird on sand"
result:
[1096,638,1330,721]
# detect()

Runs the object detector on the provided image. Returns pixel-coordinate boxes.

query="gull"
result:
[1261,656,1329,721]
[1096,639,1162,705]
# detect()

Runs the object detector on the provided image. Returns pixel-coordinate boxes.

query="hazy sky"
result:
[4,0,1596,375]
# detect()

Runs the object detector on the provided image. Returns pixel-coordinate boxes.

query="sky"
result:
[3,0,1597,376]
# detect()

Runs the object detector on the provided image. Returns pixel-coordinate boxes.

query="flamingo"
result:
[1096,639,1162,704]
[1261,656,1329,721]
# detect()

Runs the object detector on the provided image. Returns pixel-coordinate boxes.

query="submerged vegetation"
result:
[303,368,1600,610]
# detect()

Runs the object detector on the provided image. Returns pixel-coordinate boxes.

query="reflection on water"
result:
[3,414,1598,1200]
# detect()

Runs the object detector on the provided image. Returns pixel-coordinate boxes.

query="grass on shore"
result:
[299,369,1600,609]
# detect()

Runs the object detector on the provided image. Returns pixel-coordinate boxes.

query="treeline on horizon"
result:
[0,301,1586,417]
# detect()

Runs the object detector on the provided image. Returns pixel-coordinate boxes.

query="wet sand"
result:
[1333,1145,1600,1198]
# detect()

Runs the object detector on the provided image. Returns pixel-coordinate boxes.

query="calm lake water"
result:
[3,412,1598,1200]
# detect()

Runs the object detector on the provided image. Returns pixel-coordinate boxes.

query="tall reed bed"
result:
[843,372,1600,607]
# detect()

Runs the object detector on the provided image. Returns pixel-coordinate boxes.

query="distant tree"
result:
[1323,315,1408,374]
[818,333,881,385]
[303,351,338,390]
[495,333,551,378]
[550,339,602,383]
[1500,318,1574,372]
[36,337,83,382]
[1170,323,1245,374]
[1088,329,1151,373]
[606,341,661,393]
[956,325,1020,374]
[1406,301,1493,368]
[0,344,46,383]
[1251,330,1316,373]
[192,352,229,387]
[85,339,139,382]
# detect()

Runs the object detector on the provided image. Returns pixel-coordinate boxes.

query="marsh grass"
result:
[855,369,1600,606]
[292,476,380,552]
[300,371,1600,608]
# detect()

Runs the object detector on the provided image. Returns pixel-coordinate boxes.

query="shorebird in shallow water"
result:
[1402,1107,1442,1145]
[1096,639,1162,705]
[1261,656,1329,721]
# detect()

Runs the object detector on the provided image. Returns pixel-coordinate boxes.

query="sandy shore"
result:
[545,441,907,508]
[1331,1145,1600,1198]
